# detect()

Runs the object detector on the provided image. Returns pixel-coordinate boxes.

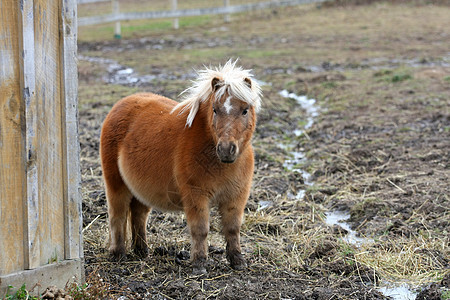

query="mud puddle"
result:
[79,55,194,86]
[278,90,421,300]
[277,90,317,185]
[273,55,450,74]
[277,91,315,198]
[324,210,372,245]
[308,55,450,72]
[325,210,419,300]
[378,284,418,300]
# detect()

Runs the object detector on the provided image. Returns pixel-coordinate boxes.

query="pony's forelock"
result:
[172,60,262,127]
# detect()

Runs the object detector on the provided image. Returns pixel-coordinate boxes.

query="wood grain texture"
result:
[19,0,40,270]
[61,0,83,260]
[0,0,26,276]
[0,259,83,296]
[1,0,82,282]
[33,0,66,267]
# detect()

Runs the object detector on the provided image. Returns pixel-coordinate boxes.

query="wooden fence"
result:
[78,0,328,38]
[0,0,83,295]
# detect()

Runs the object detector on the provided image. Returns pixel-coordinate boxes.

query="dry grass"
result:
[302,62,450,287]
[76,1,450,298]
[356,236,449,286]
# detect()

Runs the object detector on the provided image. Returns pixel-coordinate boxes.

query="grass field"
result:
[72,0,450,299]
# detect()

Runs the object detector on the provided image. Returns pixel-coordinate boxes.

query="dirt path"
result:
[77,2,449,299]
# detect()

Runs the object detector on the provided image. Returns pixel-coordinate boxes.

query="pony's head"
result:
[173,60,262,163]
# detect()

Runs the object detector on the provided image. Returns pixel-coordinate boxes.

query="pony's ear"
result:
[211,77,223,91]
[244,77,252,89]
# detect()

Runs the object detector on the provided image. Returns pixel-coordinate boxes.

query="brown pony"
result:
[100,60,262,274]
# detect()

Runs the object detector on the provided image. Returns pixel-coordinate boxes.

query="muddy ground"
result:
[76,1,449,299]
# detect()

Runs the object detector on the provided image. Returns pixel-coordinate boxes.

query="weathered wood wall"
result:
[0,0,26,277]
[0,0,83,294]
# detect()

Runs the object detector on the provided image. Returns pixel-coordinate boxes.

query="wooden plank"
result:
[0,0,26,276]
[60,0,83,260]
[34,0,66,267]
[78,0,329,26]
[0,259,83,296]
[18,0,40,270]
[1,0,82,279]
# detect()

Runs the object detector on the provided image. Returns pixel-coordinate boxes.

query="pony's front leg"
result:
[184,194,210,274]
[219,197,247,270]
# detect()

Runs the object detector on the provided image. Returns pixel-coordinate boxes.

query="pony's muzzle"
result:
[217,141,238,163]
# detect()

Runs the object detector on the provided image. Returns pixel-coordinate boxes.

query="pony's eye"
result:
[242,108,248,116]
[213,108,217,114]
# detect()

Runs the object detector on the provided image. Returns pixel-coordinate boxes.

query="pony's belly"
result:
[134,188,183,212]
[117,155,183,211]
[125,177,183,211]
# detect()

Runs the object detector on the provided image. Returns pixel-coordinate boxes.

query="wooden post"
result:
[0,0,83,295]
[0,0,27,278]
[113,0,121,39]
[19,0,40,271]
[224,0,230,23]
[62,0,83,261]
[172,0,179,29]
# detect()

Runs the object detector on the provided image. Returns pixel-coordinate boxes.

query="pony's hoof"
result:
[228,252,247,270]
[231,260,247,270]
[110,251,126,262]
[192,258,207,275]
[133,245,149,258]
[110,245,127,261]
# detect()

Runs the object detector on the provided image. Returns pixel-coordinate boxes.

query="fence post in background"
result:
[172,0,179,29]
[112,0,121,38]
[224,0,230,23]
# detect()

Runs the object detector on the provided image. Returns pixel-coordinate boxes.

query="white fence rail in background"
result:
[78,0,328,37]
[78,0,109,4]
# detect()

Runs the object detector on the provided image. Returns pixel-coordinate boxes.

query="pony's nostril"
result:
[230,144,236,155]
[217,142,237,161]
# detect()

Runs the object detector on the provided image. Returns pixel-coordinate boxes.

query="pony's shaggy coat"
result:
[100,60,261,273]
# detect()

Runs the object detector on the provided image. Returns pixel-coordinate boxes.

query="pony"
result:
[100,60,262,274]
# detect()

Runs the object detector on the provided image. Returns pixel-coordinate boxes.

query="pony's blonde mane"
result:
[172,60,262,127]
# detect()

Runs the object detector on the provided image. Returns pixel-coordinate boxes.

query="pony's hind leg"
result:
[105,181,133,260]
[130,197,151,257]
[219,196,248,270]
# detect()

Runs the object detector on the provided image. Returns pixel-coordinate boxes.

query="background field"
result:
[76,1,449,299]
